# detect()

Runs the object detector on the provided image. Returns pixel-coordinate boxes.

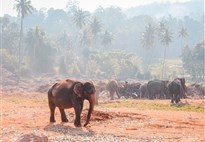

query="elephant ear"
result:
[73,82,84,98]
[84,82,96,95]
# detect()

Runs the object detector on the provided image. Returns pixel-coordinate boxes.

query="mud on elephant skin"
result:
[48,79,96,127]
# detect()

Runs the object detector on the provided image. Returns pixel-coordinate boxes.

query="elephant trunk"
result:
[84,94,95,126]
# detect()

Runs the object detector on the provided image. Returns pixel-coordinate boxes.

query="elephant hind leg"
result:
[49,100,56,122]
[174,94,179,104]
[48,89,56,122]
[59,108,68,122]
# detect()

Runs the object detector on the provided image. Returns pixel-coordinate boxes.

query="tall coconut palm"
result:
[90,16,101,36]
[141,23,155,50]
[178,26,188,52]
[160,28,173,79]
[101,30,113,49]
[141,23,155,73]
[14,0,34,67]
[25,26,44,69]
[73,8,89,30]
[90,16,102,48]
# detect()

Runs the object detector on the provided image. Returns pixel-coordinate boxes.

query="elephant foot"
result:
[61,117,68,122]
[50,118,56,123]
[74,119,82,127]
[84,122,89,127]
[74,122,82,127]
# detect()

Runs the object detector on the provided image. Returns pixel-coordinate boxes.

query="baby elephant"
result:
[48,79,96,127]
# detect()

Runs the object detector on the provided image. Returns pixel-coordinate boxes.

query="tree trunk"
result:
[162,46,167,79]
[18,17,23,74]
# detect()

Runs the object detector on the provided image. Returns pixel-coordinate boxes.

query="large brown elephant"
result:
[48,79,96,127]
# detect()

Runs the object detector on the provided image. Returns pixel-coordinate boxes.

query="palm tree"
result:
[101,30,113,49]
[141,23,155,50]
[141,23,155,74]
[89,16,102,48]
[25,26,44,68]
[14,0,34,67]
[178,26,188,52]
[160,27,173,78]
[73,8,89,30]
[79,27,92,48]
[90,16,101,36]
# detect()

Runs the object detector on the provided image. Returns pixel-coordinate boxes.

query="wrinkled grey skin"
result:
[139,83,148,99]
[48,79,96,127]
[168,78,186,103]
[147,80,168,99]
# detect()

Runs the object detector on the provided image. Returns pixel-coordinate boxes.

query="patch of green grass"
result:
[99,100,205,113]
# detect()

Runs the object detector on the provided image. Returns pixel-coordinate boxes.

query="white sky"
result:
[1,0,190,16]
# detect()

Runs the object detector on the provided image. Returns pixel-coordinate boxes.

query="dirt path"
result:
[0,91,205,142]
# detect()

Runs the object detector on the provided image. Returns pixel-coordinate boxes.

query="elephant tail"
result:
[47,87,53,101]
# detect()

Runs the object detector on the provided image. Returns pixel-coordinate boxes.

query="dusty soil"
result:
[0,91,205,142]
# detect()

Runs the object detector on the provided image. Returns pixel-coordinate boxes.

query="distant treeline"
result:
[0,0,204,81]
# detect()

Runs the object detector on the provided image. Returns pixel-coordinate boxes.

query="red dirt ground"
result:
[0,91,205,142]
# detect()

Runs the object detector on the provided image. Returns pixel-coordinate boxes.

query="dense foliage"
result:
[0,0,204,81]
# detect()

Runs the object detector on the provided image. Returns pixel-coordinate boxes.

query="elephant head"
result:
[82,82,96,126]
[72,81,96,126]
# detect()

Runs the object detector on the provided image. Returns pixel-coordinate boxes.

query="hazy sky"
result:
[1,0,190,16]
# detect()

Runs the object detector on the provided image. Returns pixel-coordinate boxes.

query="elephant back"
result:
[51,79,80,97]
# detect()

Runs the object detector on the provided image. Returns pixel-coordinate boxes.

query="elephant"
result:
[118,81,141,99]
[147,80,168,99]
[168,78,184,104]
[139,83,148,99]
[175,78,187,99]
[94,81,107,105]
[106,80,120,100]
[48,79,96,127]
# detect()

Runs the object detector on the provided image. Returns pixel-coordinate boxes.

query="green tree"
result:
[178,26,189,51]
[89,16,102,48]
[101,30,113,49]
[182,41,204,81]
[141,23,155,49]
[25,26,55,73]
[160,27,173,78]
[0,16,19,56]
[14,0,34,67]
[73,8,89,30]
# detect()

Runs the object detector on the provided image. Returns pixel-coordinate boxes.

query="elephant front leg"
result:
[170,94,174,104]
[59,108,68,122]
[74,105,82,127]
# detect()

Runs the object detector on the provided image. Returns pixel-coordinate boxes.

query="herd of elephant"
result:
[95,78,187,104]
[46,77,186,127]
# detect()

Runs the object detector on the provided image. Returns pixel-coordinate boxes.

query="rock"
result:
[16,133,48,142]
